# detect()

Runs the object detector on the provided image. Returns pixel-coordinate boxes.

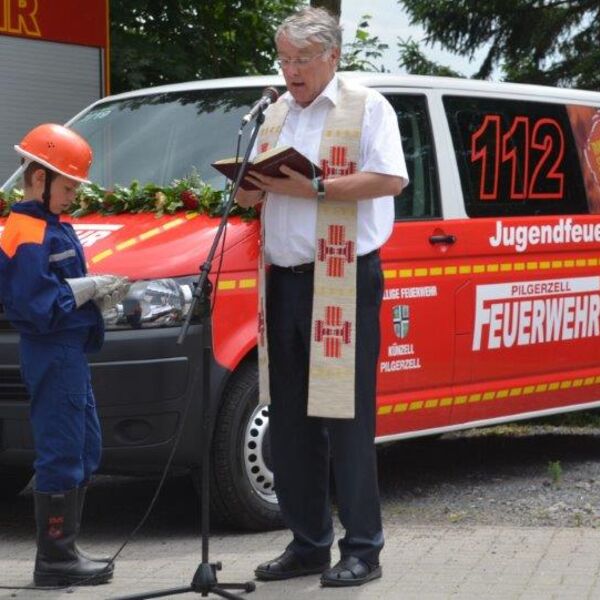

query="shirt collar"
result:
[11,200,58,223]
[283,74,339,111]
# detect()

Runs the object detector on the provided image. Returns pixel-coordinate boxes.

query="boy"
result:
[0,123,128,586]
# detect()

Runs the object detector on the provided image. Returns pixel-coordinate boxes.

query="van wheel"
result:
[210,361,282,530]
[0,467,32,501]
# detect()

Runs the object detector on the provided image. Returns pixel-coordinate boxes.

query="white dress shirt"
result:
[260,75,409,267]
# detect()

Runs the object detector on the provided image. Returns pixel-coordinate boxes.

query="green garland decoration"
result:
[0,171,257,221]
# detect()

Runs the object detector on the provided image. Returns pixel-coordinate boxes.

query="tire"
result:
[0,467,33,501]
[210,361,282,530]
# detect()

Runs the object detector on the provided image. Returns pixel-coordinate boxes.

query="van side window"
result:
[443,96,589,217]
[386,95,440,220]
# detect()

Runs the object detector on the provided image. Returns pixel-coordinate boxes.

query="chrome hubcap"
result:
[243,404,277,504]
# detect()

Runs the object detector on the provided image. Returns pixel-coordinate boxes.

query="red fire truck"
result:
[0,0,109,180]
[1,73,600,530]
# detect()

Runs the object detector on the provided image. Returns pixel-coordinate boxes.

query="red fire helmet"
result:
[14,123,93,184]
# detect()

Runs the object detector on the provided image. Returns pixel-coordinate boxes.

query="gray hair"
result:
[275,7,342,50]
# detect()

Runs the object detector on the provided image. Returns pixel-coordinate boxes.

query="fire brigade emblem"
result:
[48,516,64,540]
[317,224,355,278]
[314,305,352,358]
[392,305,410,339]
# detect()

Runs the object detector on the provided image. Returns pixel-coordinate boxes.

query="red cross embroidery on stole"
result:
[321,145,357,178]
[314,305,352,359]
[259,142,269,153]
[317,224,355,278]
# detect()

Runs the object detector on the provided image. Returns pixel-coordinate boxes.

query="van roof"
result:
[98,72,600,107]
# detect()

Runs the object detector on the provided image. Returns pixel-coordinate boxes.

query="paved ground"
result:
[2,523,600,599]
[4,428,600,600]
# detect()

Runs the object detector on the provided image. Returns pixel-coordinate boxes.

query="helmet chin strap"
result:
[42,168,53,211]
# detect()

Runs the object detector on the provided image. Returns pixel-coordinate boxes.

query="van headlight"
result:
[103,277,195,329]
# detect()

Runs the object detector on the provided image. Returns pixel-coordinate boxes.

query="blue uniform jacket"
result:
[0,200,104,352]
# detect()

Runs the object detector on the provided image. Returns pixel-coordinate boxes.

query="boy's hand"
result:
[66,275,130,309]
[91,275,130,312]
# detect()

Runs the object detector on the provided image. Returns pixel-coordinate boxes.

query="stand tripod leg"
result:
[112,116,268,600]
[111,320,255,600]
[112,586,193,600]
[210,586,256,599]
[190,561,256,596]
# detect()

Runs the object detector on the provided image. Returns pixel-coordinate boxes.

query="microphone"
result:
[241,87,279,127]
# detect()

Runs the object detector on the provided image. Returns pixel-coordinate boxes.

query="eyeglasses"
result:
[276,50,328,69]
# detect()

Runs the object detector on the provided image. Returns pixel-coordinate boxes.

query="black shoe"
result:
[320,556,382,587]
[33,489,113,587]
[255,549,330,581]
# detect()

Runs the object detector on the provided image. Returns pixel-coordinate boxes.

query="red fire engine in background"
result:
[0,0,109,180]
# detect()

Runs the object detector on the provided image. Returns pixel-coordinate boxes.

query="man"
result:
[236,7,408,588]
[0,123,129,586]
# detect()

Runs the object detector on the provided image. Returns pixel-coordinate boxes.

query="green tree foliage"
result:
[110,0,301,93]
[340,15,389,72]
[398,0,600,90]
[397,38,461,77]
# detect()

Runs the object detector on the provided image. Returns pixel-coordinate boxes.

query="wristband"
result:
[316,178,325,202]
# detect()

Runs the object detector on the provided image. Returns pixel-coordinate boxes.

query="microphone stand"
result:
[111,112,266,600]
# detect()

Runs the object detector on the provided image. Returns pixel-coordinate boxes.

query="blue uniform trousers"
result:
[20,335,101,493]
[266,251,384,567]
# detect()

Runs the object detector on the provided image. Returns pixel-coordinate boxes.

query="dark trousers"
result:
[266,252,384,566]
[20,337,102,493]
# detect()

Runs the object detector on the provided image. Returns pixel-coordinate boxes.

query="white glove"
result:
[66,275,130,310]
[91,275,130,312]
[66,277,96,307]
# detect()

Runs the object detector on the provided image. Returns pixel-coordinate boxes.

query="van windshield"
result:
[70,88,262,189]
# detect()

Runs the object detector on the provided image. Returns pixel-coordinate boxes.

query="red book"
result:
[212,146,322,191]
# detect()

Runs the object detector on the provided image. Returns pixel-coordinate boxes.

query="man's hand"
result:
[234,188,265,208]
[244,165,315,199]
[241,167,405,203]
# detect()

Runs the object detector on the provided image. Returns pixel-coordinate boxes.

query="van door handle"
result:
[429,234,456,245]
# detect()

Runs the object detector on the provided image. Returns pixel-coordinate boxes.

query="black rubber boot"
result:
[33,489,113,587]
[76,485,113,567]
